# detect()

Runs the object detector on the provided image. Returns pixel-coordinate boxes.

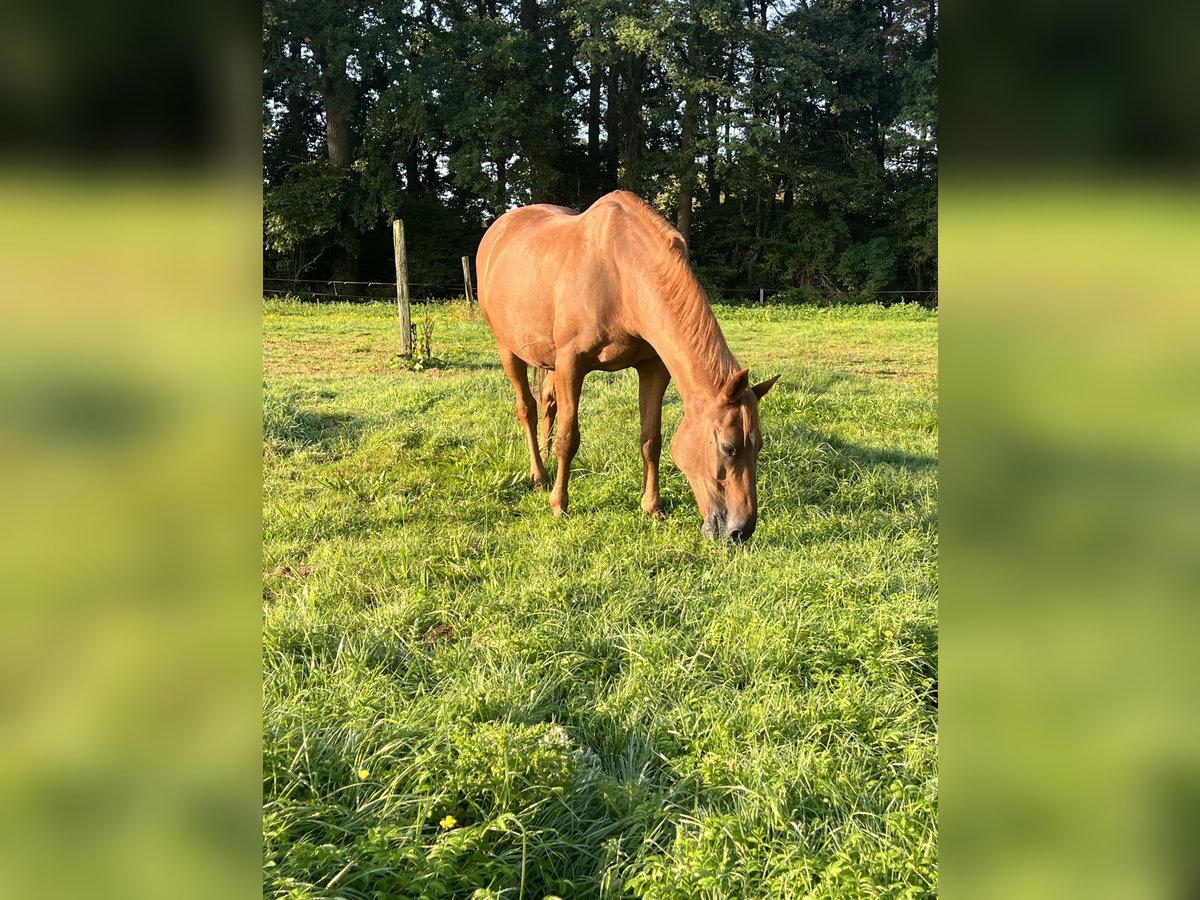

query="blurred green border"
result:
[942,175,1200,899]
[0,175,263,900]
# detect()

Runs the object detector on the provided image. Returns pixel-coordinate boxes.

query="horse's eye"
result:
[720,441,736,456]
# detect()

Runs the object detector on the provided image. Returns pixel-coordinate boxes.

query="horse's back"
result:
[477,192,665,370]
[477,204,578,298]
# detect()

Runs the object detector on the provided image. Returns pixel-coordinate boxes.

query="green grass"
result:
[263,298,938,899]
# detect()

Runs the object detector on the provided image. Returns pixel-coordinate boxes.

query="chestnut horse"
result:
[476,191,778,541]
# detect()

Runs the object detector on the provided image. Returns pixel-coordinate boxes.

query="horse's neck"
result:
[639,282,738,407]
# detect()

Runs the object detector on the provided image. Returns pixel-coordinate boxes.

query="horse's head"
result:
[671,369,780,542]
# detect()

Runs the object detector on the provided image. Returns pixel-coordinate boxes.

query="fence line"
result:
[263,277,938,304]
[265,278,460,287]
[718,287,938,295]
[263,277,465,303]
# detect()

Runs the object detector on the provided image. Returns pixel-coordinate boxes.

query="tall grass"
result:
[263,299,937,898]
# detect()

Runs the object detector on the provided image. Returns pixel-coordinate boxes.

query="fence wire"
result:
[262,277,937,305]
[262,278,466,302]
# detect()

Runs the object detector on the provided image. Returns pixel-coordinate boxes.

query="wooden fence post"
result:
[461,255,475,305]
[393,219,412,354]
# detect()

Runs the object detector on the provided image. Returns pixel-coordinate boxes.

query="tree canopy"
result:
[263,0,937,300]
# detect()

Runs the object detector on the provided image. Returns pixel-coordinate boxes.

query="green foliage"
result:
[263,300,938,898]
[263,161,356,258]
[837,238,899,296]
[769,286,822,305]
[262,0,937,297]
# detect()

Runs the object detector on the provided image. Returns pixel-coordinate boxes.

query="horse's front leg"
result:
[549,356,585,517]
[636,358,670,517]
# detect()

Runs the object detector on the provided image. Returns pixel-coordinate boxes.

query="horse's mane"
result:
[614,192,739,386]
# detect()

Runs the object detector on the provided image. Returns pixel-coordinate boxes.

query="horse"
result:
[476,191,779,542]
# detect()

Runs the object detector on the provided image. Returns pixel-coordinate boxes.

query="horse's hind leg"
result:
[538,368,557,461]
[499,349,550,490]
[549,355,586,517]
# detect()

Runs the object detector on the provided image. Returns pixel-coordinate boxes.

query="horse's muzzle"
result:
[701,508,725,540]
[702,510,756,542]
[726,518,756,543]
[720,518,758,547]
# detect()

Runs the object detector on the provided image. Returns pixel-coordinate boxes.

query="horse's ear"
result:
[752,374,781,400]
[722,368,750,402]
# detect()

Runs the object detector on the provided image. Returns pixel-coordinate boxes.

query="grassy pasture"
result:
[263,299,938,899]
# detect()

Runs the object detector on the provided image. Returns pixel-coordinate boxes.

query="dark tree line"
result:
[263,0,936,300]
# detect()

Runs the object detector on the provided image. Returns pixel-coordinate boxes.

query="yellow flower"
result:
[357,768,370,780]
[439,815,458,830]
[883,630,893,639]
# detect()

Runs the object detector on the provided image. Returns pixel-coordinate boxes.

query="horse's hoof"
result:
[532,479,548,493]
[550,496,568,517]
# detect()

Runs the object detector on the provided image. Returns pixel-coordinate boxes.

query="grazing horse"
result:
[476,191,779,541]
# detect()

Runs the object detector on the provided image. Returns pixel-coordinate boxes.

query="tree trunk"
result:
[309,41,356,282]
[519,0,555,202]
[318,52,353,169]
[707,94,721,204]
[676,97,696,249]
[676,20,700,251]
[323,100,351,168]
[617,57,643,192]
[588,58,602,185]
[604,66,620,188]
[520,0,538,31]
[676,188,692,251]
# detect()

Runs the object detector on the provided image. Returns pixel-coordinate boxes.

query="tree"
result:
[261,0,937,299]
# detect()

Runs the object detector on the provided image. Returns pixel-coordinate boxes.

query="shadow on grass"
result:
[908,619,939,712]
[806,428,938,473]
[385,390,455,423]
[442,357,503,371]
[265,393,364,454]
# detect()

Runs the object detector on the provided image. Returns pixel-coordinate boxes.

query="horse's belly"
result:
[595,338,653,371]
[480,295,555,367]
[516,339,556,369]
